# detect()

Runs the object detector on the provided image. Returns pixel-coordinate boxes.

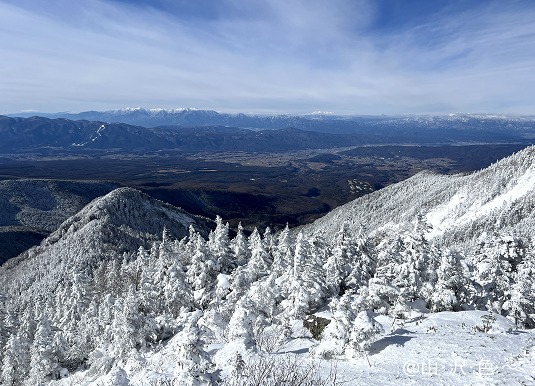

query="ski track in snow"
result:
[90,124,106,142]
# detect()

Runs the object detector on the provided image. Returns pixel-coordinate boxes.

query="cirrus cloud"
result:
[1,0,534,115]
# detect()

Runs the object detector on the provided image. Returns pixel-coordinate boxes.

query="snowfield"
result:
[426,164,535,239]
[337,311,535,386]
[49,310,534,385]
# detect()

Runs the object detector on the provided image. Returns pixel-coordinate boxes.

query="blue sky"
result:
[1,0,534,115]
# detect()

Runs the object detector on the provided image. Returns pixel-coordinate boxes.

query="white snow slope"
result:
[304,146,535,245]
[50,310,534,386]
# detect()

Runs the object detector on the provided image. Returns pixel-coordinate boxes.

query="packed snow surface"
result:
[49,311,534,386]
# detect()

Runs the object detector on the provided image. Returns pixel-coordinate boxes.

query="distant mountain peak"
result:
[114,107,204,114]
[309,110,335,115]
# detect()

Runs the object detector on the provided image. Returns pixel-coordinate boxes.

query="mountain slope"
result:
[0,179,119,233]
[303,145,535,245]
[0,187,211,293]
[0,115,172,152]
[0,115,366,153]
[0,179,119,263]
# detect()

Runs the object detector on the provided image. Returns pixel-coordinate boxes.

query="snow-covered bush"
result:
[221,354,340,386]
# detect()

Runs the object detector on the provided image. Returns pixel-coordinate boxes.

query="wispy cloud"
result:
[1,0,534,114]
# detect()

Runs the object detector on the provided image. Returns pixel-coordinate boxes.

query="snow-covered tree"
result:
[208,216,234,274]
[374,220,439,306]
[324,224,353,297]
[2,333,30,386]
[226,300,256,350]
[345,310,383,362]
[173,311,215,386]
[226,230,272,314]
[163,257,192,317]
[314,296,351,358]
[245,228,272,282]
[248,273,280,320]
[281,232,327,319]
[138,251,159,315]
[102,366,131,386]
[106,287,149,359]
[271,224,293,277]
[105,258,127,298]
[503,257,535,327]
[430,250,468,312]
[366,278,402,315]
[28,315,59,385]
[325,224,374,296]
[230,223,250,266]
[262,227,275,256]
[187,232,219,308]
[0,292,8,365]
[471,233,524,312]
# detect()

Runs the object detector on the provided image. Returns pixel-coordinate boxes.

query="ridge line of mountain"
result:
[2,113,535,154]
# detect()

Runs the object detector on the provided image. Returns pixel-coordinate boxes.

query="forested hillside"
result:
[1,148,534,385]
[0,179,119,263]
[2,113,535,154]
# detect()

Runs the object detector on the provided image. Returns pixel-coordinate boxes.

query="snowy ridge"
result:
[0,179,119,262]
[304,146,535,244]
[427,159,535,237]
[0,187,211,294]
[41,187,209,250]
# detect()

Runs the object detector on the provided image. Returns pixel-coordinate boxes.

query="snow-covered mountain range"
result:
[0,115,368,153]
[1,147,534,385]
[7,108,349,129]
[10,108,535,130]
[5,109,535,142]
